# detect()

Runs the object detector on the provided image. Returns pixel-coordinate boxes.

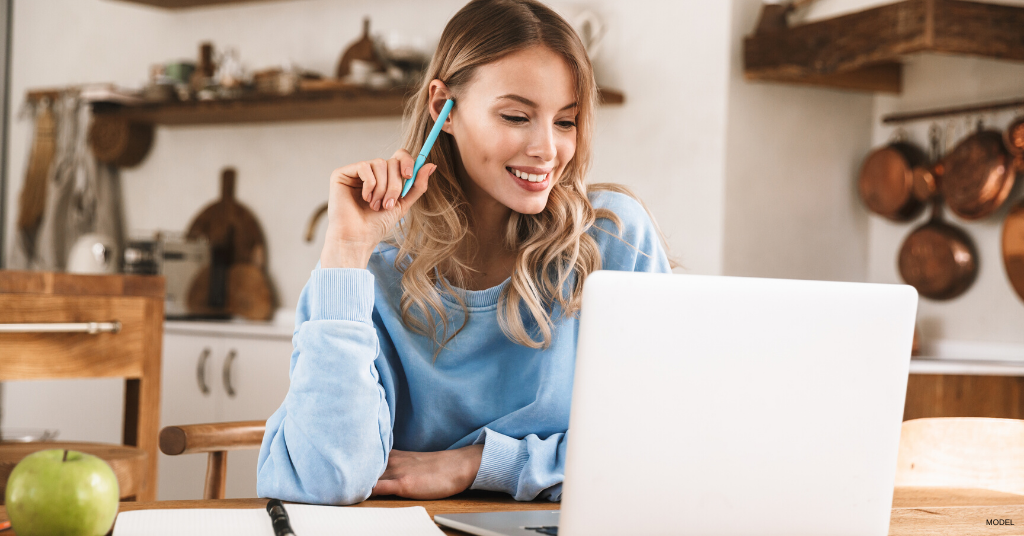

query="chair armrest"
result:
[159,420,266,456]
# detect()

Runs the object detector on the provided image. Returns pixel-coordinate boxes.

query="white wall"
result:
[2,0,734,443]
[722,0,873,282]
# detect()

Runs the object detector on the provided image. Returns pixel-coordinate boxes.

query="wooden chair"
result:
[0,271,165,501]
[159,420,266,499]
[895,417,1024,495]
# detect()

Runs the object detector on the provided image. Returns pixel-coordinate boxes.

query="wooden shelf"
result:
[109,0,297,9]
[80,86,624,127]
[743,0,1024,94]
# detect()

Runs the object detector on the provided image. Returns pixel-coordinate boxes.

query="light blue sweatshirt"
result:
[256,190,671,505]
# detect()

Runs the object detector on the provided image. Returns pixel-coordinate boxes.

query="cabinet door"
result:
[158,333,221,500]
[218,337,292,499]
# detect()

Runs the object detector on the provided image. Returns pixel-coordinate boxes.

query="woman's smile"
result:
[506,166,551,192]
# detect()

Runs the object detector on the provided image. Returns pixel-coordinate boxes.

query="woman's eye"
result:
[557,120,577,129]
[501,114,529,124]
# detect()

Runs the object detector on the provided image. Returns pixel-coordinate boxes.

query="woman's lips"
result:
[507,167,549,192]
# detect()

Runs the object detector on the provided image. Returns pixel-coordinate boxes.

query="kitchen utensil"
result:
[336,18,386,80]
[1006,113,1024,167]
[66,233,118,274]
[124,234,210,317]
[1002,200,1024,303]
[898,199,978,300]
[911,125,943,203]
[858,135,928,221]
[16,99,55,235]
[898,130,978,301]
[88,115,154,168]
[185,168,274,320]
[164,61,196,85]
[939,125,1016,220]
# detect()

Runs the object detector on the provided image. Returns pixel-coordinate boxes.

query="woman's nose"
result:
[525,126,557,161]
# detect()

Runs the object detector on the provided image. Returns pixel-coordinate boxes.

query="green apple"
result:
[5,449,120,536]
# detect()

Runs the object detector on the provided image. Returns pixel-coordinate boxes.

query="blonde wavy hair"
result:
[394,0,646,351]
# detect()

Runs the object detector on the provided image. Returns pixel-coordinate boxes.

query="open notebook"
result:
[112,504,445,536]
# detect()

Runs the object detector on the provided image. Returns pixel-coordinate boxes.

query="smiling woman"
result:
[256,0,671,507]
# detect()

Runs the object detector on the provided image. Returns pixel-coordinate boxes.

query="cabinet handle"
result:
[0,321,121,334]
[195,347,211,396]
[222,349,237,398]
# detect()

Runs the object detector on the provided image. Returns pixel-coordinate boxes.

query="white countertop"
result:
[910,339,1024,376]
[164,309,294,340]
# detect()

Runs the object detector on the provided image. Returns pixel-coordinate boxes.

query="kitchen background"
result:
[2,0,1024,499]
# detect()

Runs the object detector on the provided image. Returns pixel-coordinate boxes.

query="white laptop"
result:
[435,271,918,536]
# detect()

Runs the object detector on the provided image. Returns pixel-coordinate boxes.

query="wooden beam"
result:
[745,62,903,94]
[743,0,1024,94]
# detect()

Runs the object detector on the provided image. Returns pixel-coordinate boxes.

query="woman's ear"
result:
[427,79,455,134]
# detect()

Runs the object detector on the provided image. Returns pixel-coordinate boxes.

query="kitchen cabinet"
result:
[904,373,1024,421]
[158,327,292,501]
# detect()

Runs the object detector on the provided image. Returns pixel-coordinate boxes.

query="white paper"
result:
[112,505,445,536]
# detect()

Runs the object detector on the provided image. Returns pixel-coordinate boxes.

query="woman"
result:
[257,0,671,505]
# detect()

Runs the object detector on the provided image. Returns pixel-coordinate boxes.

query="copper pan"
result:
[940,127,1017,220]
[1002,200,1024,303]
[898,133,978,301]
[899,199,978,300]
[858,139,928,221]
[1007,113,1024,168]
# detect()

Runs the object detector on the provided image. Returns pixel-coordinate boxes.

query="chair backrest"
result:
[895,417,1024,495]
[0,270,165,501]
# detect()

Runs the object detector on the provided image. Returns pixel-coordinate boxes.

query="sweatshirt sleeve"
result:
[469,192,672,502]
[470,428,568,501]
[256,267,393,505]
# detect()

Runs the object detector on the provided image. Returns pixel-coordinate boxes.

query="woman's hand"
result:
[320,149,436,269]
[370,445,484,500]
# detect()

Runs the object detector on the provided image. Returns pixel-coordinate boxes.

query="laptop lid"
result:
[560,272,917,536]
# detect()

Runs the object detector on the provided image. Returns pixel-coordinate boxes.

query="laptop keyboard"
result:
[525,527,558,535]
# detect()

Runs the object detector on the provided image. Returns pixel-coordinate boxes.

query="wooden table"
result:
[1,487,1023,535]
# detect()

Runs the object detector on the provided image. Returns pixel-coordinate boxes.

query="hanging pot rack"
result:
[882,96,1024,125]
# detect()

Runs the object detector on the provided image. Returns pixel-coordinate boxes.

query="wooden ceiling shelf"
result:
[743,0,1024,94]
[26,85,625,127]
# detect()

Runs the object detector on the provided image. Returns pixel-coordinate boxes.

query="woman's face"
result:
[438,45,578,215]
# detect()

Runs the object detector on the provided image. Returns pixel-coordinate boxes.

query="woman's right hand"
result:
[319,149,436,269]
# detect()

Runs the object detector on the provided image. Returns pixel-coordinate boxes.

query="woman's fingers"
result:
[392,148,415,178]
[383,158,403,210]
[371,478,401,497]
[368,158,389,211]
[353,161,376,203]
[397,163,436,211]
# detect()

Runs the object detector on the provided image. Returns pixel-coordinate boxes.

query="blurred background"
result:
[1,0,1023,501]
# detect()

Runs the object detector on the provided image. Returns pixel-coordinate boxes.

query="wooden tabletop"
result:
[1,487,1022,535]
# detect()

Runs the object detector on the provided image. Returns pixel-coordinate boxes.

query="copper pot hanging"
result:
[1002,200,1024,304]
[898,127,978,301]
[858,139,929,221]
[939,126,1017,220]
[898,199,979,300]
[1007,113,1024,167]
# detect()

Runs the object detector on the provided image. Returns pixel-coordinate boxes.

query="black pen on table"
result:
[266,498,297,536]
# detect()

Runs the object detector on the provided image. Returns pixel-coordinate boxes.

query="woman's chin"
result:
[505,195,550,215]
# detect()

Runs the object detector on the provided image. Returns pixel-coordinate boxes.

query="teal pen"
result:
[401,98,454,198]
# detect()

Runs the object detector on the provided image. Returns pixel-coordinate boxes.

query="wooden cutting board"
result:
[185,168,275,320]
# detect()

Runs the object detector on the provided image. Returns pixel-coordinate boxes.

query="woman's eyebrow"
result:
[497,94,577,111]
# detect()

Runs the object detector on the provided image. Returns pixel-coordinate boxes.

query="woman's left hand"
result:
[370,445,484,500]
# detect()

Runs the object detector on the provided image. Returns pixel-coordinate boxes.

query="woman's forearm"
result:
[257,268,393,504]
